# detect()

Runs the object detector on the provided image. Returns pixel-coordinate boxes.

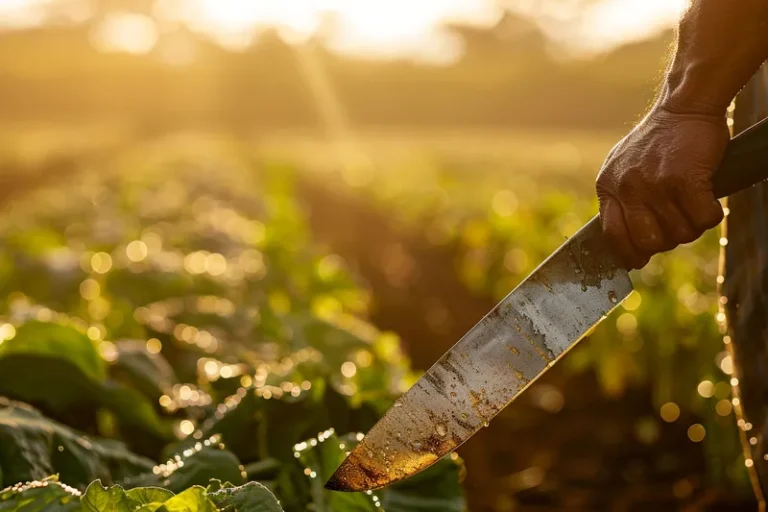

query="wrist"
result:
[658,0,768,118]
[658,60,732,118]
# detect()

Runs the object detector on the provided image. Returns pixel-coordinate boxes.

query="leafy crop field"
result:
[0,136,465,511]
[0,128,755,511]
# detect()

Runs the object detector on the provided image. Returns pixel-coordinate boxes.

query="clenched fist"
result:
[596,106,728,269]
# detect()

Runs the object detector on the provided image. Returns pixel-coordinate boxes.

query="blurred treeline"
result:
[0,10,673,132]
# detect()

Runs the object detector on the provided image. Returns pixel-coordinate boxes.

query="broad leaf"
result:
[0,475,80,511]
[156,487,215,512]
[126,487,175,505]
[82,480,140,512]
[0,397,154,488]
[208,481,283,512]
[125,442,245,493]
[111,341,177,402]
[0,321,105,382]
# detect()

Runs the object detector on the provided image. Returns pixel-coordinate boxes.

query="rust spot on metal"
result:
[452,411,475,431]
[469,388,498,419]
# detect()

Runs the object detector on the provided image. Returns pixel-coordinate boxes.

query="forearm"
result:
[658,0,768,116]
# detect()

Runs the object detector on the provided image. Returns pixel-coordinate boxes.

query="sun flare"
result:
[0,0,689,58]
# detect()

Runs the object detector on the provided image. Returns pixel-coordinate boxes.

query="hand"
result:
[596,105,729,269]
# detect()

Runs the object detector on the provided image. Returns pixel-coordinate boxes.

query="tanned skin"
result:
[596,0,768,269]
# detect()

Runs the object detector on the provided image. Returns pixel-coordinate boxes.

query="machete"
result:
[326,116,768,492]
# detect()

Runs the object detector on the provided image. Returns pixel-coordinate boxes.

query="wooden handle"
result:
[713,116,768,198]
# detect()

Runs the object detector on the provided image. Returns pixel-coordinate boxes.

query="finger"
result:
[621,200,669,257]
[677,185,724,232]
[599,196,648,269]
[648,196,698,249]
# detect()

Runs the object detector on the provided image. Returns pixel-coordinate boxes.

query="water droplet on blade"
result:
[608,291,618,304]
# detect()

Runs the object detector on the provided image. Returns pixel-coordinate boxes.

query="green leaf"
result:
[98,382,171,441]
[208,481,283,512]
[124,442,245,494]
[111,341,177,402]
[0,319,170,448]
[156,487,215,512]
[82,480,140,512]
[0,321,105,382]
[125,487,175,505]
[163,447,244,494]
[0,397,154,488]
[0,321,105,413]
[0,475,80,511]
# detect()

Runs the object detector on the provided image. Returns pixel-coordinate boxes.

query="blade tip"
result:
[324,472,349,492]
[325,453,381,492]
[324,467,370,493]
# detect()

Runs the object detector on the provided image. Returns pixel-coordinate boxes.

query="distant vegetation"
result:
[0,11,672,132]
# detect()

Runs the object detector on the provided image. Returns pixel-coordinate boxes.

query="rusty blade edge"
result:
[325,216,633,492]
[323,298,627,493]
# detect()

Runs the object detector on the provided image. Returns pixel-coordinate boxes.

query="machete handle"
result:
[713,116,768,198]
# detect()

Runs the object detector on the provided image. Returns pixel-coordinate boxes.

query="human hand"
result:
[596,106,728,269]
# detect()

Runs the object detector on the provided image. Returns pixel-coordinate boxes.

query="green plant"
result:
[0,140,466,511]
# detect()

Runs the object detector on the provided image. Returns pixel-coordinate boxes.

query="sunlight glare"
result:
[581,0,689,50]
[180,0,502,60]
[1,0,690,58]
[91,12,158,55]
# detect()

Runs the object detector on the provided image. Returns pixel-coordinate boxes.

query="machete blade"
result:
[326,216,632,492]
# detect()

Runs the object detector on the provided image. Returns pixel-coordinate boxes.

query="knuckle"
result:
[616,173,639,198]
[674,225,698,245]
[596,169,618,196]
[644,170,668,193]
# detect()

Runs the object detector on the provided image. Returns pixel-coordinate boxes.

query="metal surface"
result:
[326,216,633,492]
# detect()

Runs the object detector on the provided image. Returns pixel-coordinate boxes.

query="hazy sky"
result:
[0,0,689,58]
